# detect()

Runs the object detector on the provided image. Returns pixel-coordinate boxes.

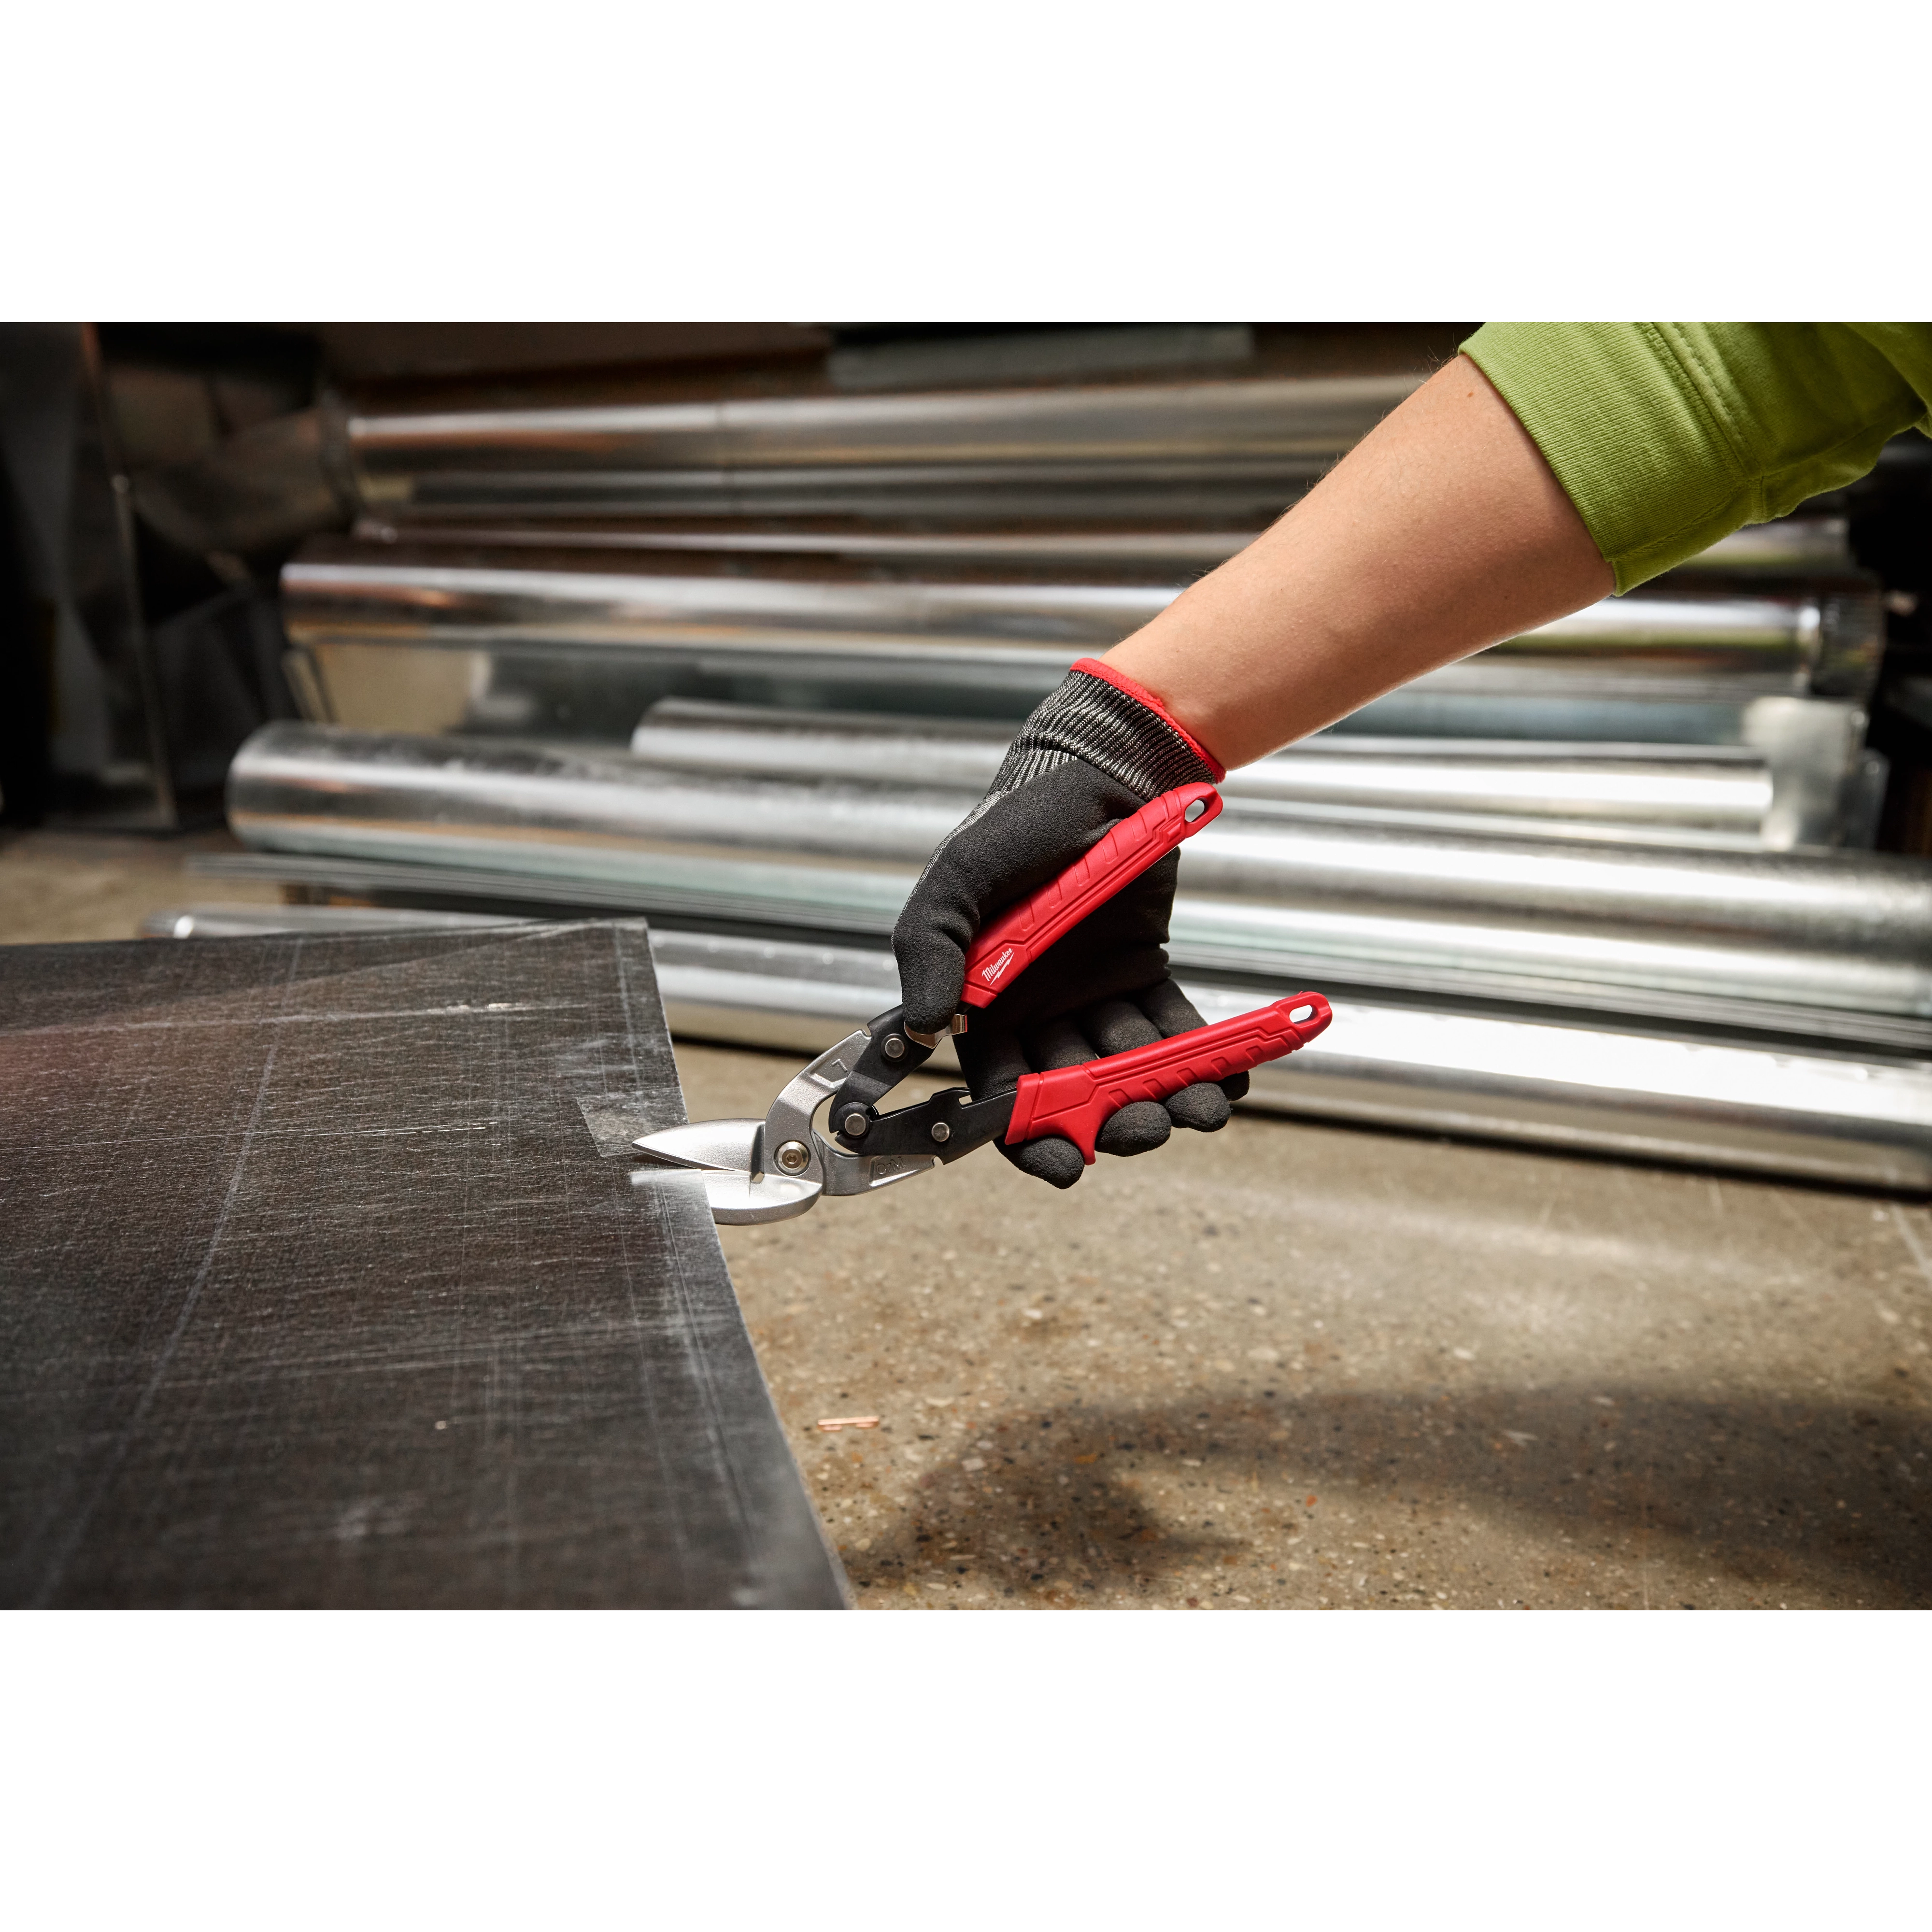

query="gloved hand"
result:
[893,656,1249,1189]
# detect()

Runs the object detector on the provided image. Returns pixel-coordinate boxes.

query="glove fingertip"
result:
[1095,1099,1172,1158]
[1219,1071,1250,1103]
[892,939,966,1036]
[1164,1080,1232,1133]
[1002,1135,1085,1189]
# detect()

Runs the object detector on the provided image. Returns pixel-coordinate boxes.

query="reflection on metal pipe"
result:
[285,541,1176,660]
[625,698,1811,849]
[354,520,1277,569]
[344,375,1424,522]
[284,632,1882,770]
[282,537,1883,701]
[225,724,1932,1037]
[139,909,1932,1190]
[347,511,1857,577]
[640,929,1932,1193]
[184,841,1932,1054]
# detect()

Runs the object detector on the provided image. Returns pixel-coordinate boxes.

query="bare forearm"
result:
[1104,355,1614,769]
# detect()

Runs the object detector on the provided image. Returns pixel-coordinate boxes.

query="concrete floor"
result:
[685,1043,1932,1612]
[0,827,281,943]
[8,828,1930,1611]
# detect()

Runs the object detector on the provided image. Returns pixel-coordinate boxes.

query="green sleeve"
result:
[1461,323,1932,591]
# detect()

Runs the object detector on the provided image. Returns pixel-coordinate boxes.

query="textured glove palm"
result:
[893,660,1248,1189]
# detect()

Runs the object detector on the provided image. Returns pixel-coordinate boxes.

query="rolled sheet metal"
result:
[284,632,1880,759]
[355,519,1277,570]
[138,909,1932,1191]
[348,511,1858,578]
[282,537,1885,705]
[641,930,1932,1193]
[226,724,1932,1042]
[624,698,1839,850]
[343,374,1423,522]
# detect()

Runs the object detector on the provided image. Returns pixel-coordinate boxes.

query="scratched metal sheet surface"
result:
[0,921,847,1608]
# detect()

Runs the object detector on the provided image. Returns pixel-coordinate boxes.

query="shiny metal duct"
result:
[283,537,1882,697]
[346,511,1857,578]
[278,540,1886,776]
[625,697,1827,851]
[640,931,1932,1193]
[284,539,1183,664]
[342,374,1423,522]
[138,905,1932,1192]
[353,519,1276,569]
[225,724,1932,1041]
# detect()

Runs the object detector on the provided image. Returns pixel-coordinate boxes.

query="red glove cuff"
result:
[1069,657,1228,782]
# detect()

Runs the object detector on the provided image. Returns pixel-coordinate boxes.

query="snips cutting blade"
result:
[631,1117,823,1224]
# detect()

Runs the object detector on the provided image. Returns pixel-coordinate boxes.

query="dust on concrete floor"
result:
[677,1040,1932,1612]
[0,827,281,944]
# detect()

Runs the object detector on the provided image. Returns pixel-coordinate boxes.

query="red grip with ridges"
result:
[1005,994,1333,1164]
[959,782,1223,1009]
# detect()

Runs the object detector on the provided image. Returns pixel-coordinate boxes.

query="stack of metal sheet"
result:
[177,359,1926,1188]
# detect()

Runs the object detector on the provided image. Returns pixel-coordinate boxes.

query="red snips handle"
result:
[1005,994,1332,1164]
[958,781,1223,1009]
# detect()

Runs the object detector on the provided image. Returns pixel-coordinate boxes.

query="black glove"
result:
[893,657,1249,1190]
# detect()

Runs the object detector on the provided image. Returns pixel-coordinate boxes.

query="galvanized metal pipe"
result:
[625,698,1785,848]
[283,537,1882,699]
[139,903,1932,1192]
[347,511,1858,577]
[343,375,1424,521]
[354,520,1276,569]
[226,724,1932,1032]
[639,929,1932,1193]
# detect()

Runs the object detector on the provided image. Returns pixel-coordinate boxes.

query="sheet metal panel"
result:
[0,921,846,1608]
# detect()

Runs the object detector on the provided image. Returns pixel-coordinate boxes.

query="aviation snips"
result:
[634,781,1332,1225]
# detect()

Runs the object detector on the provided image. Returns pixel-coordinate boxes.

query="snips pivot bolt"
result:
[774,1139,811,1174]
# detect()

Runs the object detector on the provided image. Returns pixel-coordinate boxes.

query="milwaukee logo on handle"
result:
[958,783,1224,1010]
